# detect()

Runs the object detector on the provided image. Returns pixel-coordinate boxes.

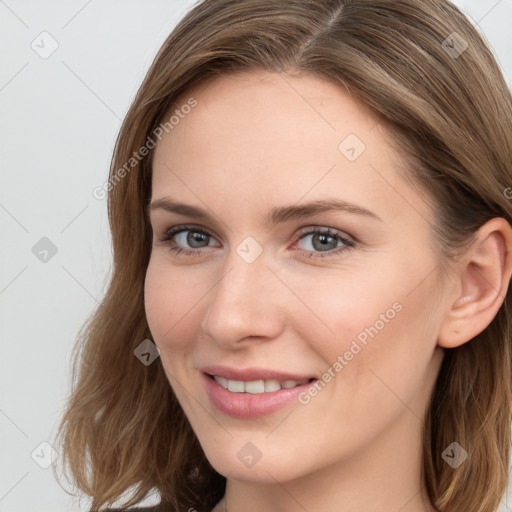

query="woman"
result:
[56,1,512,511]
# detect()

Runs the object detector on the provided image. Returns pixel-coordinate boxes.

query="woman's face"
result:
[145,70,447,485]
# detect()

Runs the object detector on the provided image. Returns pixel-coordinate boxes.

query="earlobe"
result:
[438,218,512,349]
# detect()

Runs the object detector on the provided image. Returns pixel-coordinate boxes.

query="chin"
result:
[202,443,302,483]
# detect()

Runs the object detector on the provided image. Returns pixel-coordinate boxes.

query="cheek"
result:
[276,265,407,358]
[295,264,441,403]
[144,260,192,348]
[341,284,440,421]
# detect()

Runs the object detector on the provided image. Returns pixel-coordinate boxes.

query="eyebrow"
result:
[149,196,382,226]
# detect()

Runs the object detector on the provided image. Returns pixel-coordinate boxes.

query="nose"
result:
[200,247,286,349]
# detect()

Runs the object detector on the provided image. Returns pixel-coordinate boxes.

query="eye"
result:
[294,227,354,258]
[157,224,219,255]
[156,224,355,259]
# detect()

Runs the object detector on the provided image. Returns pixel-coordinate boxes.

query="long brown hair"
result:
[55,1,512,511]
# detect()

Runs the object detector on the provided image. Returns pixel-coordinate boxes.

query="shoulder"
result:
[99,508,158,512]
[97,496,224,512]
[97,505,174,512]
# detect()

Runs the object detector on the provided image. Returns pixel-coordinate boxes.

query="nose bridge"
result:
[201,246,283,346]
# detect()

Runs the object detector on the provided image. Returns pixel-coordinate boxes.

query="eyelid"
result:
[157,224,220,246]
[158,224,354,246]
[157,223,356,261]
[295,225,354,243]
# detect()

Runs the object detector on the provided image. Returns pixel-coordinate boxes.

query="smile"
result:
[212,375,313,393]
[202,371,318,419]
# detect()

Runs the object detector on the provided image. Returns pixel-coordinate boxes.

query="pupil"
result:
[188,231,208,248]
[314,233,336,251]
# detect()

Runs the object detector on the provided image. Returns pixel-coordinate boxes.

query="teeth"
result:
[264,379,281,392]
[282,380,300,389]
[245,380,265,394]
[215,376,228,389]
[213,375,309,393]
[227,379,245,393]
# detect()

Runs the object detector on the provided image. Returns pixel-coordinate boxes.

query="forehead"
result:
[169,69,378,146]
[151,70,430,224]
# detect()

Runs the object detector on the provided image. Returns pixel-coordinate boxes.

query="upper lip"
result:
[201,364,316,382]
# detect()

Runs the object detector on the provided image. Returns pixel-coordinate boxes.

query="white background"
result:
[1,1,511,511]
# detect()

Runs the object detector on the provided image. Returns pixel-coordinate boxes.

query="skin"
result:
[144,70,512,512]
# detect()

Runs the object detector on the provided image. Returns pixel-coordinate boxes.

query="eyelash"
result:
[156,224,355,259]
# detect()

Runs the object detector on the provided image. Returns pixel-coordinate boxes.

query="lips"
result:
[200,364,316,382]
[200,364,318,418]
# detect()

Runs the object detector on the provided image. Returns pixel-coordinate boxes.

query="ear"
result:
[438,217,512,349]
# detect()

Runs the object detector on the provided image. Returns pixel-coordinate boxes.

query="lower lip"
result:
[202,372,317,419]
